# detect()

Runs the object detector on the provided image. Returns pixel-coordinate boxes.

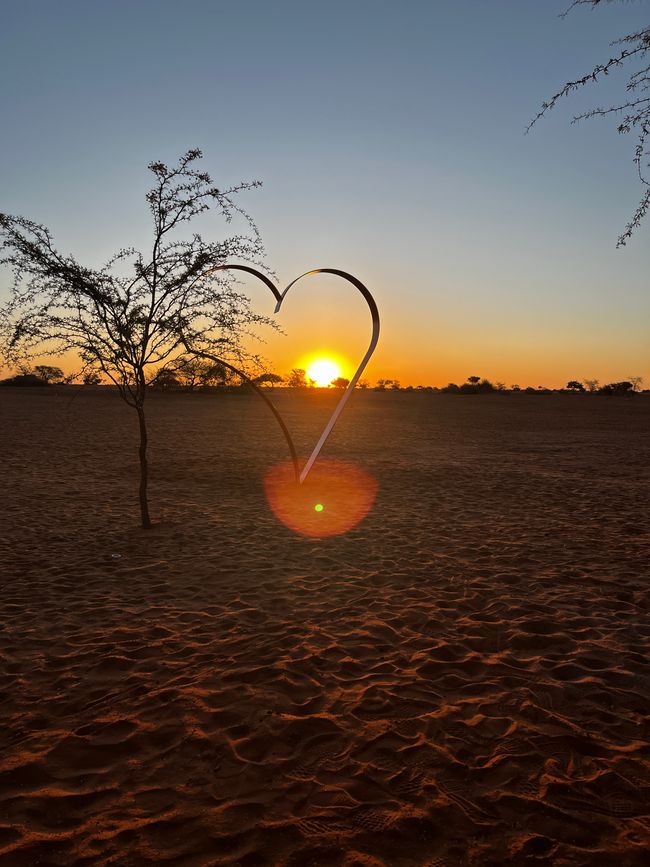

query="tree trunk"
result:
[136,403,152,529]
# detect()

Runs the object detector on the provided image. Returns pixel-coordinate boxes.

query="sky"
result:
[1,0,648,388]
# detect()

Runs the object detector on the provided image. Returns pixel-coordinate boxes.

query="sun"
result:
[306,357,342,387]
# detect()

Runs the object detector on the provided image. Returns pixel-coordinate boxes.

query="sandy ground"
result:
[0,387,649,866]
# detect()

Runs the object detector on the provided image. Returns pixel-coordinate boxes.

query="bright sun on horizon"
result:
[306,357,342,387]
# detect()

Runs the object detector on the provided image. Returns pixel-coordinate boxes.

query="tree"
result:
[529,1,650,245]
[83,369,102,386]
[331,376,350,389]
[0,149,273,528]
[287,368,308,388]
[169,357,210,392]
[253,373,284,388]
[0,372,49,387]
[584,378,600,392]
[358,379,369,389]
[200,361,234,388]
[34,364,64,384]
[467,375,481,385]
[629,375,644,392]
[149,368,181,391]
[599,380,634,394]
[567,380,585,391]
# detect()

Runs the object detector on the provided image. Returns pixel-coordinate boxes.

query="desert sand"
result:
[0,387,648,866]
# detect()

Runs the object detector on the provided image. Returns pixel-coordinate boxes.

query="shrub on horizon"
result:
[0,373,48,387]
[598,381,635,395]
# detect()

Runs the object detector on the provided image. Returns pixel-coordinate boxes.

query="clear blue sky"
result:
[1,0,648,386]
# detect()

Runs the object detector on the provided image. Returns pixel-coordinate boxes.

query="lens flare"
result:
[264,459,378,537]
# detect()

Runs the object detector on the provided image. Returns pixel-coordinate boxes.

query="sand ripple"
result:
[1,389,649,865]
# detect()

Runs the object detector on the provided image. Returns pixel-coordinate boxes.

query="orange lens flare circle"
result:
[264,459,378,538]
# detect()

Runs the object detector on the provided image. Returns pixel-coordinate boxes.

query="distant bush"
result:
[0,373,49,387]
[599,381,635,395]
[34,365,64,384]
[459,378,495,394]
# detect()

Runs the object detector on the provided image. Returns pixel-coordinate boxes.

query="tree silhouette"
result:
[169,357,211,392]
[567,380,585,391]
[82,369,102,386]
[629,375,644,392]
[34,364,64,384]
[253,373,284,388]
[467,376,480,385]
[0,149,273,528]
[529,0,650,244]
[584,379,600,393]
[287,368,308,388]
[149,368,181,391]
[599,380,634,394]
[331,376,350,389]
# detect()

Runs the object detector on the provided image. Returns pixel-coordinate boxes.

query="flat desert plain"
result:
[0,388,649,867]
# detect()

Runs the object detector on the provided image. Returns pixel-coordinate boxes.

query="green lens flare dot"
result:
[314,503,324,512]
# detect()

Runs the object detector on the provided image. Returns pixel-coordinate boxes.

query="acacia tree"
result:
[0,149,274,528]
[529,0,650,245]
[253,373,284,388]
[34,364,65,383]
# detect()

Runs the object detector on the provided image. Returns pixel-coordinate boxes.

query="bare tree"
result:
[0,149,274,528]
[584,378,600,392]
[529,0,650,245]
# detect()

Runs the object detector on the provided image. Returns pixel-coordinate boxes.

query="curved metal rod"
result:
[277,269,380,482]
[202,263,282,306]
[196,264,380,484]
[178,337,300,483]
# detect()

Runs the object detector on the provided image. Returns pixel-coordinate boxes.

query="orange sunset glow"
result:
[305,356,343,386]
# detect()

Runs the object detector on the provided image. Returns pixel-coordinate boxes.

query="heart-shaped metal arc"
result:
[185,264,380,484]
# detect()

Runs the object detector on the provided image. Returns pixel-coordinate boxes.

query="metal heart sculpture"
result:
[182,264,380,484]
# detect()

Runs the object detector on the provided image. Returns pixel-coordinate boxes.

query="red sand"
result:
[0,388,649,866]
